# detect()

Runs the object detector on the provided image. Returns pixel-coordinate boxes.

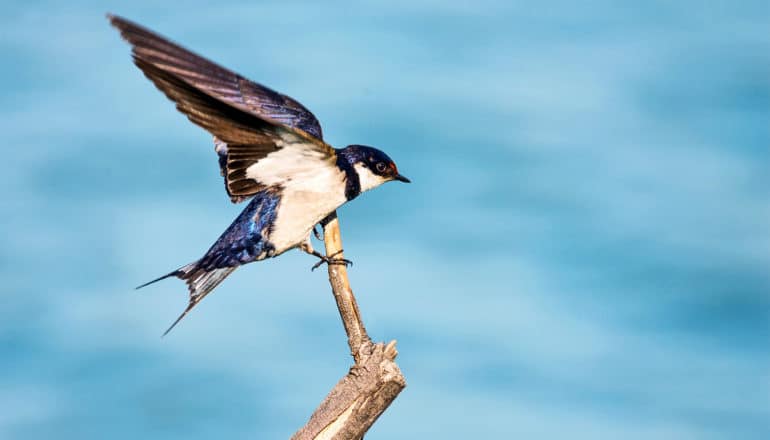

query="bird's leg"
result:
[312,213,337,241]
[300,237,353,271]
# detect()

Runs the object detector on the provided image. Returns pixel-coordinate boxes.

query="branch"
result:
[292,212,406,440]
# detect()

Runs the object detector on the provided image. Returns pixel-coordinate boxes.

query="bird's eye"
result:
[375,162,387,173]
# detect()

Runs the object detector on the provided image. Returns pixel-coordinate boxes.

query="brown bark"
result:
[291,213,406,440]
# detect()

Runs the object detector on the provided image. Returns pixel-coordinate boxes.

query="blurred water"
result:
[1,1,768,439]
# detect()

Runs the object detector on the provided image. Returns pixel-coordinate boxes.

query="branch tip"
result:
[384,340,398,360]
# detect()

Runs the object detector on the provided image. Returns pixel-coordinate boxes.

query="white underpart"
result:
[252,136,349,254]
[354,163,389,193]
[269,166,349,254]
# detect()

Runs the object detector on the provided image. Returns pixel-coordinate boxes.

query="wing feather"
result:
[108,14,324,139]
[109,15,336,202]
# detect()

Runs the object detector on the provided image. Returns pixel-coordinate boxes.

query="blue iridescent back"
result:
[197,189,281,270]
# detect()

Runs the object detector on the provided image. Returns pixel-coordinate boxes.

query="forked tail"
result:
[137,263,237,336]
[135,189,280,335]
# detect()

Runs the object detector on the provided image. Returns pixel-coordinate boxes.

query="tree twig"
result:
[292,212,406,440]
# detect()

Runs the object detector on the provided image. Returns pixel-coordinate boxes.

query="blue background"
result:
[2,1,768,438]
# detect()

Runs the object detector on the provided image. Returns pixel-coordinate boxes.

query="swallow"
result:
[108,15,410,335]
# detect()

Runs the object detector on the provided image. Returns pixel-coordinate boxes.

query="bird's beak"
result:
[394,173,411,183]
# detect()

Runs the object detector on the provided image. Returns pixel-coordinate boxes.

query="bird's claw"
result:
[311,250,353,271]
[313,225,323,241]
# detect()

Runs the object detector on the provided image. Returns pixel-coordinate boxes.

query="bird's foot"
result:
[313,225,323,241]
[311,250,353,271]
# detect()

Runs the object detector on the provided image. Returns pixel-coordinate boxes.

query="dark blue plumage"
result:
[198,189,280,269]
[335,149,361,201]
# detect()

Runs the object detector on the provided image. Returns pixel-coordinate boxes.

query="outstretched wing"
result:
[109,14,323,139]
[109,14,333,201]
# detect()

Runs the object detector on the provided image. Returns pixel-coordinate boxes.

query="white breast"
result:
[267,165,349,254]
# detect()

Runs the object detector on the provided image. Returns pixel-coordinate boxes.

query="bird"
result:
[108,15,410,335]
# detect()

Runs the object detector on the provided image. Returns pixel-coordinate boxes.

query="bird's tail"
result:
[137,262,237,336]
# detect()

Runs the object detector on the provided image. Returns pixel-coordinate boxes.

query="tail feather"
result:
[161,265,237,336]
[135,269,182,290]
[138,262,237,336]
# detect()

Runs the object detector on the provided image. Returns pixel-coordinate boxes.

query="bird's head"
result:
[339,144,410,193]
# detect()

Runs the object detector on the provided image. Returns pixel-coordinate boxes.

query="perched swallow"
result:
[108,15,409,335]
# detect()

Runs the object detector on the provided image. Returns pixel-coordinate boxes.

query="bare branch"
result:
[320,213,369,360]
[292,212,406,439]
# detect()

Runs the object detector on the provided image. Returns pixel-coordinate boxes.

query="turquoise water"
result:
[2,1,768,438]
